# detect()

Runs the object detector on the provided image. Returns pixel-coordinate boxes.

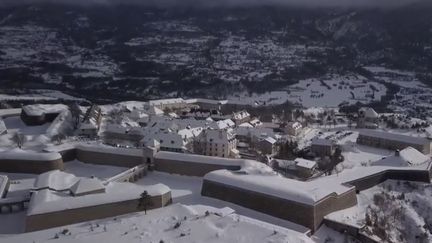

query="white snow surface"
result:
[3,203,313,243]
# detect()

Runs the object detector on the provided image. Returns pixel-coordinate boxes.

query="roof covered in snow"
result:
[28,170,170,215]
[204,168,353,205]
[185,98,228,105]
[295,158,317,170]
[147,106,164,115]
[149,98,185,106]
[34,170,79,191]
[372,147,431,167]
[263,137,277,144]
[359,107,379,118]
[22,104,67,116]
[70,178,105,196]
[232,110,250,120]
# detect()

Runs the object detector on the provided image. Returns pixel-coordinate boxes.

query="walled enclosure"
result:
[25,191,172,232]
[201,166,432,233]
[201,179,357,232]
[154,157,241,177]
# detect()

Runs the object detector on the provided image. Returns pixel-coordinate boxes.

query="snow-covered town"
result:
[1,94,432,243]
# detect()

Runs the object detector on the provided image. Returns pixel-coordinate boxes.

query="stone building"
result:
[295,158,317,178]
[232,110,251,125]
[20,104,67,126]
[357,107,379,129]
[258,136,277,155]
[26,170,171,232]
[311,138,335,157]
[285,121,302,136]
[357,129,431,154]
[194,128,239,158]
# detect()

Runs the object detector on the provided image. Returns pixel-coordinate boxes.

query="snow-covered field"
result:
[286,76,386,108]
[227,74,386,108]
[1,203,313,243]
[0,90,85,102]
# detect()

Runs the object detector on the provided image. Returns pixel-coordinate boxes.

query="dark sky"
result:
[0,0,426,7]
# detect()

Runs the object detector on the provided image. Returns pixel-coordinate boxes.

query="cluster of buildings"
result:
[2,99,432,237]
[99,98,294,161]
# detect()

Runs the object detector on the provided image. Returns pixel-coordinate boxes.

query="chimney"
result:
[395,149,400,157]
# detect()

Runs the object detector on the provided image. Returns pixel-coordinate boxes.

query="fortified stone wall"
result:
[155,158,241,177]
[25,192,172,232]
[76,148,143,168]
[346,168,431,192]
[201,179,318,230]
[0,158,63,174]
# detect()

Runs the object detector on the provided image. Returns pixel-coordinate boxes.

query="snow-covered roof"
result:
[34,170,79,191]
[70,178,105,196]
[129,109,148,120]
[239,122,253,128]
[104,124,143,136]
[372,147,430,167]
[212,119,235,129]
[272,159,296,169]
[178,127,203,140]
[295,158,317,170]
[263,137,277,144]
[145,139,160,148]
[287,121,302,129]
[28,178,170,215]
[233,110,250,120]
[200,128,235,143]
[204,168,353,205]
[185,98,228,105]
[359,107,379,119]
[22,104,67,116]
[0,108,21,118]
[358,129,430,146]
[249,118,262,127]
[149,98,185,106]
[235,127,275,138]
[154,132,187,150]
[147,106,164,115]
